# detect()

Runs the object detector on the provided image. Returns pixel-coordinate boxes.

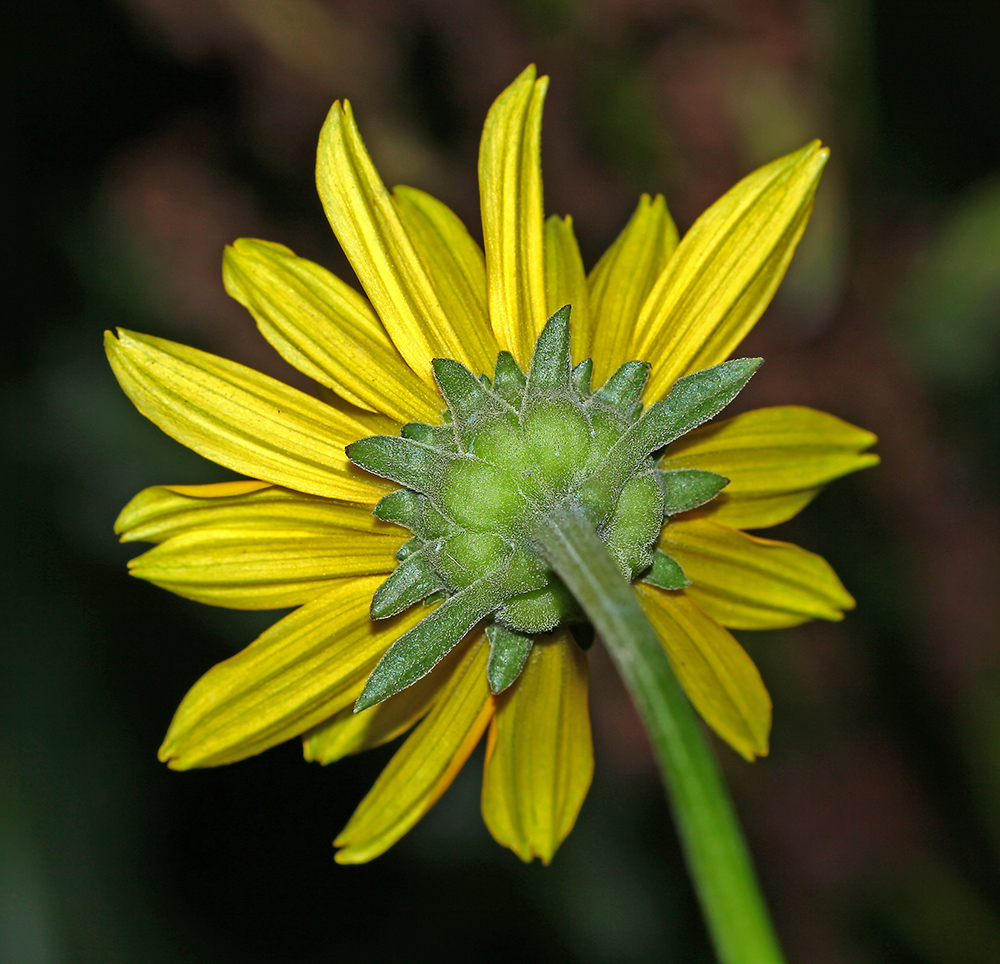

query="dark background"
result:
[4,1,1000,961]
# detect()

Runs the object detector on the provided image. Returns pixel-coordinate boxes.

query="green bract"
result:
[348,306,760,709]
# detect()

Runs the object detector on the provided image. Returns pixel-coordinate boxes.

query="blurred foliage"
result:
[4,1,1000,962]
[895,178,1000,386]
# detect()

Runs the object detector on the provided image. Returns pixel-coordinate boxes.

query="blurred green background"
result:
[5,1,1000,961]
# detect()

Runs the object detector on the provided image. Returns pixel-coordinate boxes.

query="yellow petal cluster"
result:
[107,65,876,864]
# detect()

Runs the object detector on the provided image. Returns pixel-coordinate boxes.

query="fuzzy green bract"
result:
[348,306,759,710]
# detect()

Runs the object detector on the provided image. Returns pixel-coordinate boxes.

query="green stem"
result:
[535,502,786,964]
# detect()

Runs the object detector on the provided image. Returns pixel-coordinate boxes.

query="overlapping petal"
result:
[479,65,549,366]
[317,101,497,380]
[481,631,592,864]
[588,193,678,385]
[116,482,402,544]
[661,405,879,528]
[544,215,591,363]
[661,518,854,629]
[636,583,771,760]
[106,329,390,503]
[392,185,492,357]
[334,635,494,864]
[128,527,403,609]
[223,238,439,422]
[160,576,429,770]
[631,143,828,399]
[302,643,468,765]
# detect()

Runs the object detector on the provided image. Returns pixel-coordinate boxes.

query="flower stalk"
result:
[535,501,786,964]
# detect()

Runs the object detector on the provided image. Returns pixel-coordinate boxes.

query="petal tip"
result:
[103,328,128,355]
[515,63,537,84]
[159,744,189,770]
[333,847,365,865]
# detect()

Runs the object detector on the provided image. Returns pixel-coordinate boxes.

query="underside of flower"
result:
[348,306,760,708]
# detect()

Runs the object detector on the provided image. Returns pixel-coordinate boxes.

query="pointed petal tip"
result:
[797,140,829,175]
[318,99,348,143]
[794,138,826,159]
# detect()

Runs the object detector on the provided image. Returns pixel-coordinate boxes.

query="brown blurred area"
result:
[4,1,1000,962]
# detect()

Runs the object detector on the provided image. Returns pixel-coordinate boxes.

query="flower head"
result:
[106,66,877,865]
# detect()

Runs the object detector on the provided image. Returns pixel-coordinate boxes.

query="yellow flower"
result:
[106,66,877,866]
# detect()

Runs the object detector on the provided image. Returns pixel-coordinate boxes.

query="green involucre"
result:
[347,306,755,705]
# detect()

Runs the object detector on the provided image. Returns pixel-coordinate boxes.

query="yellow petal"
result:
[544,214,591,363]
[631,142,828,399]
[588,194,678,385]
[392,185,496,366]
[479,65,549,366]
[128,527,403,609]
[116,482,400,544]
[160,576,428,769]
[661,405,879,528]
[313,385,401,436]
[636,583,770,760]
[660,518,854,629]
[317,102,495,380]
[480,631,592,864]
[222,238,440,422]
[302,643,467,764]
[106,329,391,504]
[335,634,493,864]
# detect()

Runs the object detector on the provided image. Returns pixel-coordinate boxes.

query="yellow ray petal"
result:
[317,102,495,379]
[631,142,828,399]
[588,194,678,385]
[660,405,879,528]
[480,631,592,864]
[335,634,493,864]
[392,185,496,365]
[223,238,440,422]
[544,214,591,363]
[160,576,428,769]
[313,385,401,436]
[116,482,400,544]
[636,583,770,760]
[660,518,854,630]
[302,643,467,765]
[128,527,404,609]
[106,329,391,504]
[479,64,549,366]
